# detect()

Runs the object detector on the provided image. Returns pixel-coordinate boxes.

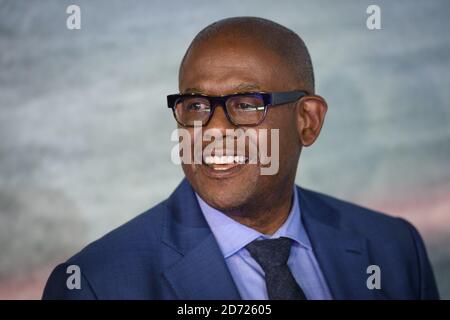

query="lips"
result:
[200,152,249,178]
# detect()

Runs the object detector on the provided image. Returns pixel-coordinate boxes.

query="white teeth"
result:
[203,155,247,165]
[237,156,245,164]
[204,156,213,164]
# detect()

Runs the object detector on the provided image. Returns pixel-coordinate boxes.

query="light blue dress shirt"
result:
[196,187,333,300]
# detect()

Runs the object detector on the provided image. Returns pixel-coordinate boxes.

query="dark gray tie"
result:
[246,237,307,300]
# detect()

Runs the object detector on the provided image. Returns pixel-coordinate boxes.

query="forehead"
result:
[179,40,291,95]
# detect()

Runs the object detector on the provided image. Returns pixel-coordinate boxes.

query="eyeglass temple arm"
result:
[271,91,308,106]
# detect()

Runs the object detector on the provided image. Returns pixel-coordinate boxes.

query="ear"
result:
[294,95,328,146]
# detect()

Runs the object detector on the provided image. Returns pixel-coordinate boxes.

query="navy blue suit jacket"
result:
[42,179,439,299]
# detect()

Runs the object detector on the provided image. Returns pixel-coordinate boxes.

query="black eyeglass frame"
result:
[167,90,308,127]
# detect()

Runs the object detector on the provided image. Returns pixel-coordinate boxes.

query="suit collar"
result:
[196,186,311,259]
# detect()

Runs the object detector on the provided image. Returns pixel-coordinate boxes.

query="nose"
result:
[206,103,236,130]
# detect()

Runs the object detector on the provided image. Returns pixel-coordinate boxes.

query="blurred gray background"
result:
[0,0,449,299]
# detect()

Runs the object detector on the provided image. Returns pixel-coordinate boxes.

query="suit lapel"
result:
[163,233,241,299]
[161,179,241,299]
[298,186,383,299]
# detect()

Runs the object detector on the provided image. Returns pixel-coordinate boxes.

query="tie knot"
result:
[246,237,293,268]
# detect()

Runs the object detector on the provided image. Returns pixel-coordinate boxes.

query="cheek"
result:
[181,161,200,180]
[262,110,299,154]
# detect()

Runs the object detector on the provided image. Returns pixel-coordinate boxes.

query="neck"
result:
[226,186,294,235]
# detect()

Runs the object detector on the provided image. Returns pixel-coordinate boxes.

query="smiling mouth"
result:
[201,154,250,175]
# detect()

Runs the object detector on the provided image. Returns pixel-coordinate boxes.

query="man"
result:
[43,17,439,300]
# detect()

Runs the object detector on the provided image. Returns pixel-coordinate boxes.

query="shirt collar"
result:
[196,187,311,259]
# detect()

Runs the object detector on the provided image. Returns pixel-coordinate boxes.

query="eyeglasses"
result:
[167,91,308,127]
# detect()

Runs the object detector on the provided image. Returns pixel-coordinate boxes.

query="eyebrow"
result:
[183,87,203,94]
[234,83,261,91]
[183,83,261,94]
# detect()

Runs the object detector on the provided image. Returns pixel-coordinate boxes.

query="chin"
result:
[198,179,249,208]
[183,163,260,211]
[203,192,248,212]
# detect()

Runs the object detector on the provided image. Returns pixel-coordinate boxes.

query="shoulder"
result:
[298,186,416,240]
[42,200,170,299]
[73,200,168,262]
[297,186,423,276]
[298,186,439,299]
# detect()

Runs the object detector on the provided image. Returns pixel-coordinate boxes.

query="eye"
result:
[237,103,263,111]
[184,101,210,112]
[187,103,202,111]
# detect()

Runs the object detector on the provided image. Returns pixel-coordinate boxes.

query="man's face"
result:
[178,38,302,213]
